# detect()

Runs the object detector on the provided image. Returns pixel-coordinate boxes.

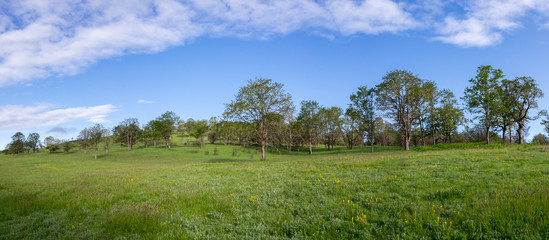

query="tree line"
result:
[4,65,547,160]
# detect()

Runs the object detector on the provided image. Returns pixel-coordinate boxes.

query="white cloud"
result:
[434,0,549,47]
[0,103,117,131]
[137,99,154,104]
[0,0,418,86]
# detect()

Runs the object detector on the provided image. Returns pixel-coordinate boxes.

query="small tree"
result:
[7,132,26,154]
[78,128,91,153]
[88,124,106,160]
[62,141,74,153]
[190,120,209,147]
[113,118,141,150]
[44,136,60,153]
[224,78,294,161]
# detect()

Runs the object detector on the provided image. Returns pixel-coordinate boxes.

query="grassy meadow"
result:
[1,140,549,239]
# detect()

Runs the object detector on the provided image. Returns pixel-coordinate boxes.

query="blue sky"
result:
[1,0,548,149]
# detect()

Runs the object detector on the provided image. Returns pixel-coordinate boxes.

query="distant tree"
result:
[190,119,209,147]
[44,136,60,153]
[103,129,111,152]
[113,118,141,150]
[152,111,180,148]
[342,105,362,149]
[435,89,464,144]
[319,106,342,150]
[463,65,504,144]
[78,128,91,153]
[350,85,377,152]
[502,77,544,144]
[376,70,427,150]
[297,100,322,155]
[7,132,25,154]
[224,78,294,161]
[177,119,186,144]
[208,117,220,144]
[88,124,106,160]
[543,113,549,136]
[531,133,549,145]
[26,133,41,152]
[62,141,74,153]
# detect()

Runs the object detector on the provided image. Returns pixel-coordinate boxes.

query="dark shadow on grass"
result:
[207,158,257,163]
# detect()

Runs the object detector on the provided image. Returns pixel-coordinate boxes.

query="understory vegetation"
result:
[1,141,548,239]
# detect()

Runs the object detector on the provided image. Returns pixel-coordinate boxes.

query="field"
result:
[1,141,548,239]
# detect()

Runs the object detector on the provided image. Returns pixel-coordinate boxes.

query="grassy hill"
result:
[1,142,548,239]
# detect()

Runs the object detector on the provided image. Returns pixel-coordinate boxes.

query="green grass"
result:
[1,141,548,239]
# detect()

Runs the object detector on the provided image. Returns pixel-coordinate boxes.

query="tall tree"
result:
[113,118,141,150]
[503,77,544,144]
[151,111,180,148]
[376,70,426,151]
[224,78,294,161]
[26,133,41,152]
[341,105,362,149]
[435,89,464,144]
[190,119,209,147]
[297,100,322,154]
[319,106,343,150]
[350,85,377,152]
[463,65,504,144]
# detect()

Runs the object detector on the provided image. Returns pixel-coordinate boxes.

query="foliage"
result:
[62,141,74,153]
[350,85,376,152]
[6,132,26,154]
[224,78,294,161]
[462,65,504,144]
[44,136,61,153]
[113,118,141,150]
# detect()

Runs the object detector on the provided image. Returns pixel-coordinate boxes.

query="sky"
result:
[1,0,549,149]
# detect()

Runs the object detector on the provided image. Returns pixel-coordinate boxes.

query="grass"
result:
[1,140,548,239]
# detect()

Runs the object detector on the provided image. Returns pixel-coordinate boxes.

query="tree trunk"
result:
[370,140,374,153]
[502,125,507,144]
[308,137,313,155]
[517,121,524,144]
[261,142,266,161]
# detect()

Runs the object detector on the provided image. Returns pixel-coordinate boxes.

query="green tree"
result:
[224,78,294,161]
[88,124,107,160]
[435,89,464,144]
[319,106,343,150]
[25,132,41,152]
[78,128,91,153]
[463,65,504,144]
[190,120,209,147]
[154,111,180,148]
[113,118,141,150]
[207,117,220,144]
[62,141,74,153]
[342,105,362,149]
[376,70,426,151]
[44,136,60,153]
[503,77,544,144]
[297,100,322,155]
[7,132,25,154]
[350,85,377,152]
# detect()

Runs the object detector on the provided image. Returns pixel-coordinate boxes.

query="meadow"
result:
[1,141,548,239]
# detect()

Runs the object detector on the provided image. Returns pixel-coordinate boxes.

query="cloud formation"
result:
[0,103,117,131]
[434,0,549,47]
[0,0,548,86]
[137,99,154,104]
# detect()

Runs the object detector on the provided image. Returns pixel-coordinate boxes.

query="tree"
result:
[88,124,106,160]
[376,70,426,151]
[319,106,343,150]
[7,132,25,154]
[350,85,377,152]
[297,100,322,154]
[103,129,111,152]
[152,111,180,148]
[62,141,74,153]
[113,118,141,150]
[224,78,294,161]
[44,136,60,153]
[26,133,41,152]
[532,133,549,145]
[463,65,504,144]
[503,77,544,144]
[78,128,91,153]
[208,117,220,144]
[341,105,362,149]
[190,119,208,147]
[435,89,464,144]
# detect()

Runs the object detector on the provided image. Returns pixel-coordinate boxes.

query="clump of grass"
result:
[204,151,209,155]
